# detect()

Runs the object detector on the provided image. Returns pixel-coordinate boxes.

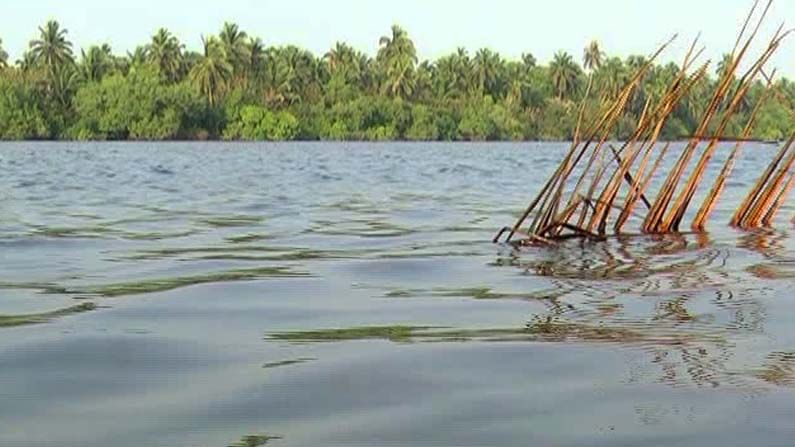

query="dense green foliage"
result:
[0,21,793,141]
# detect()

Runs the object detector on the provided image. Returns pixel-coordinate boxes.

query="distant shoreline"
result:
[2,21,793,144]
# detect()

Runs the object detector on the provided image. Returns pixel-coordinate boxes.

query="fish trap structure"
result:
[495,0,795,246]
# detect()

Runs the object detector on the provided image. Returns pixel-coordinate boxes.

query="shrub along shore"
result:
[1,22,794,141]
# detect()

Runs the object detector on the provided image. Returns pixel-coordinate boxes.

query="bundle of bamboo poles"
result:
[731,136,795,228]
[495,0,794,246]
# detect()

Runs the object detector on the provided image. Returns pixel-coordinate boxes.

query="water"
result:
[0,141,792,447]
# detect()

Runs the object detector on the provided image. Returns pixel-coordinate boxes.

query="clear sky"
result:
[2,0,795,76]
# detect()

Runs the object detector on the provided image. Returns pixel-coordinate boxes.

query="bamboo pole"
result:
[615,142,672,232]
[761,171,795,225]
[644,3,774,233]
[731,135,795,226]
[745,146,795,227]
[691,71,775,231]
[662,27,788,231]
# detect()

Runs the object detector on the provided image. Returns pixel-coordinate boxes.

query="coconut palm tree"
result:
[432,55,458,100]
[473,48,503,97]
[583,40,604,71]
[77,45,113,83]
[683,76,711,127]
[644,62,678,104]
[625,54,649,114]
[219,22,250,74]
[549,51,581,99]
[147,28,184,82]
[190,36,233,106]
[716,53,734,79]
[521,52,537,70]
[260,47,297,107]
[453,47,476,95]
[504,62,530,107]
[413,60,434,101]
[281,45,318,100]
[377,24,418,99]
[29,20,74,75]
[51,65,79,106]
[357,52,378,94]
[247,37,266,73]
[0,38,8,68]
[325,41,362,83]
[16,51,37,74]
[625,55,647,74]
[127,46,148,67]
[433,47,473,100]
[324,42,348,72]
[595,56,627,99]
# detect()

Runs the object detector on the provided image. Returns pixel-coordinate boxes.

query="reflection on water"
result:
[274,229,785,390]
[0,142,793,447]
[755,352,795,386]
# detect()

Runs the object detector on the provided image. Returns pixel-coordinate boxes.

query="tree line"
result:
[0,21,793,141]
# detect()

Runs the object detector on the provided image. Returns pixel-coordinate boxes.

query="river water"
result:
[0,142,793,447]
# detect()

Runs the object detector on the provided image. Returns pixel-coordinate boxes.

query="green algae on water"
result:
[192,248,345,262]
[268,317,721,345]
[199,215,264,227]
[120,229,198,241]
[228,434,281,447]
[120,245,363,261]
[50,267,310,298]
[268,325,547,343]
[307,220,416,238]
[384,286,569,301]
[0,302,97,327]
[225,233,274,243]
[269,325,438,342]
[30,225,115,238]
[262,357,316,369]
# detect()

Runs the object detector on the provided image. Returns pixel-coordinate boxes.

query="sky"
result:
[2,0,795,76]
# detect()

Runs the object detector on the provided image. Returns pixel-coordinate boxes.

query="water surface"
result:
[0,142,793,446]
